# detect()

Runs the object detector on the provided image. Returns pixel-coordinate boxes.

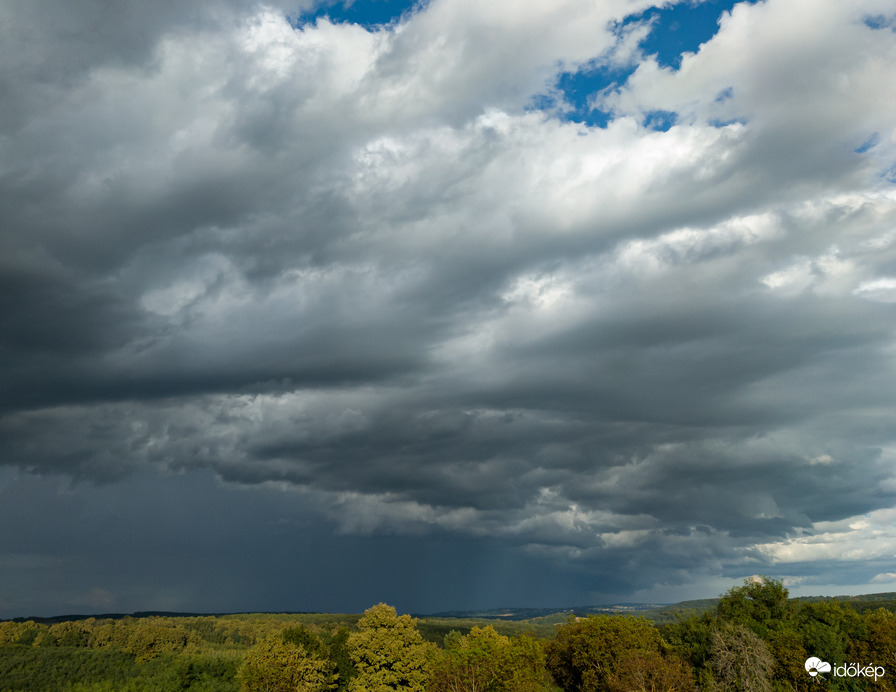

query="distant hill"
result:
[422,591,896,624]
[9,592,896,626]
[11,610,333,625]
[794,591,896,603]
[424,603,671,621]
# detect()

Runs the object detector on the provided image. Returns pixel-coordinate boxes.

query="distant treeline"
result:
[2,578,896,691]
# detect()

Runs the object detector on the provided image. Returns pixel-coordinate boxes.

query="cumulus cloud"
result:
[1,0,896,612]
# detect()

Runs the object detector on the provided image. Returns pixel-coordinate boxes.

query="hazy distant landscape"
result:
[427,590,896,622]
[15,589,896,625]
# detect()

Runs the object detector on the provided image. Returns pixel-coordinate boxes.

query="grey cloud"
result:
[2,0,896,613]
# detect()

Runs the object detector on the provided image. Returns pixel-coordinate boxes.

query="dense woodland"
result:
[2,578,896,691]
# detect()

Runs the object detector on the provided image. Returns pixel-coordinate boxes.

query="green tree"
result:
[715,578,791,640]
[347,603,433,692]
[238,634,338,692]
[848,608,896,692]
[49,620,92,647]
[283,625,328,658]
[794,599,867,690]
[800,600,865,653]
[90,618,137,652]
[546,615,663,692]
[123,619,201,662]
[764,626,809,692]
[428,625,553,692]
[0,620,43,646]
[660,612,716,671]
[322,626,356,691]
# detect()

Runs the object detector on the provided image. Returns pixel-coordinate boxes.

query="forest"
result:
[1,578,895,691]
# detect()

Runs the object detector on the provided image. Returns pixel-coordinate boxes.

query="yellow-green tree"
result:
[48,620,91,647]
[125,619,201,662]
[0,620,44,646]
[238,634,338,692]
[850,608,896,692]
[546,615,664,692]
[348,603,433,692]
[605,649,695,692]
[428,625,554,692]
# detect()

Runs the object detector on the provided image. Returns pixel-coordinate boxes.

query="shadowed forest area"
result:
[2,578,896,691]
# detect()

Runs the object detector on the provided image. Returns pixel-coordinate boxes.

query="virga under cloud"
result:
[1,0,896,617]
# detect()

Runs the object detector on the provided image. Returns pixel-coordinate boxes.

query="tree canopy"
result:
[238,632,338,692]
[428,625,554,692]
[546,615,665,692]
[348,603,435,692]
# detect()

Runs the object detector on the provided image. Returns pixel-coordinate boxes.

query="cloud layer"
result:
[2,0,896,615]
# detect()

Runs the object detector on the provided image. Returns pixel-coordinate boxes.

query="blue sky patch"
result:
[715,87,734,103]
[530,64,638,128]
[884,164,896,184]
[295,0,422,29]
[855,133,880,154]
[643,109,678,131]
[708,117,748,128]
[631,0,760,70]
[863,14,896,31]
[534,0,759,128]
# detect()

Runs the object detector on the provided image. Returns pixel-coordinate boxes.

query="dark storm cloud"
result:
[2,0,896,615]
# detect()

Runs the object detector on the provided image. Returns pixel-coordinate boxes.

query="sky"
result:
[1,0,896,619]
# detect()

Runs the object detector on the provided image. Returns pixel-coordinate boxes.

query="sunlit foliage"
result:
[348,603,435,692]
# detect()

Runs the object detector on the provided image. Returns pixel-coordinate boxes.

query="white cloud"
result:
[370,0,658,120]
[502,272,572,309]
[756,507,896,563]
[854,278,896,303]
[604,0,896,126]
